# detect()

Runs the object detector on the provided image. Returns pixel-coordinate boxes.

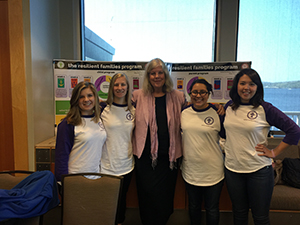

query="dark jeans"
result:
[117,170,133,224]
[225,166,274,225]
[185,179,224,225]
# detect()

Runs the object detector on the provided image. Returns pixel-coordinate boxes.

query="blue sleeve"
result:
[262,101,300,145]
[218,114,226,139]
[100,102,107,115]
[54,119,74,181]
[224,100,232,110]
[211,104,226,138]
[181,104,192,112]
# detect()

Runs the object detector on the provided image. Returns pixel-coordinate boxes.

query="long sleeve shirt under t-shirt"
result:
[55,115,107,181]
[223,101,300,173]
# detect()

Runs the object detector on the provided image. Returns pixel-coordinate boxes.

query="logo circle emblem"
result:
[204,116,214,125]
[126,112,134,121]
[247,110,258,119]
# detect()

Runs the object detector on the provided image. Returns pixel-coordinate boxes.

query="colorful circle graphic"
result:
[95,75,112,99]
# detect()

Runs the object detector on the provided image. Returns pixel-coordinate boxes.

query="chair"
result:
[0,170,60,225]
[0,170,34,190]
[61,173,123,225]
[0,171,39,225]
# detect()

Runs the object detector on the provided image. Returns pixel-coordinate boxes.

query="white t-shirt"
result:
[101,103,135,176]
[224,104,272,173]
[68,117,107,175]
[181,104,224,186]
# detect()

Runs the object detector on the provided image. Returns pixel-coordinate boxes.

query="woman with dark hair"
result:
[55,81,107,182]
[100,73,135,225]
[222,68,300,225]
[181,79,225,225]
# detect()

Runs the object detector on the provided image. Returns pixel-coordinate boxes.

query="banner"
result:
[53,60,251,125]
[170,61,251,102]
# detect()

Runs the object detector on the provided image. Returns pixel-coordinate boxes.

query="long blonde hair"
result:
[142,58,173,95]
[65,81,100,125]
[106,73,133,111]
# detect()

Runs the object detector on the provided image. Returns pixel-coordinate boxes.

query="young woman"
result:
[100,73,135,225]
[223,68,300,225]
[181,79,225,225]
[55,81,107,182]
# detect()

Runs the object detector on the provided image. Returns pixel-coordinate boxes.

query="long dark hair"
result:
[229,68,264,110]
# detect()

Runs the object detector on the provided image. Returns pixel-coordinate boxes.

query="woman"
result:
[181,79,225,225]
[223,68,300,225]
[132,58,186,225]
[55,81,107,182]
[100,73,135,225]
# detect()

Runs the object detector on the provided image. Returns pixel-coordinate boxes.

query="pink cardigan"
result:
[132,89,186,165]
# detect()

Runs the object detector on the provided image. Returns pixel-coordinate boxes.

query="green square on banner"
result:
[57,78,65,88]
[56,101,70,115]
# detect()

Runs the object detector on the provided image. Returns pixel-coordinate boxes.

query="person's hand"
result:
[255,144,275,158]
[215,103,225,115]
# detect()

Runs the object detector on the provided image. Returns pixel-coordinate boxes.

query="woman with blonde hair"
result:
[132,58,186,225]
[100,73,135,225]
[55,81,106,182]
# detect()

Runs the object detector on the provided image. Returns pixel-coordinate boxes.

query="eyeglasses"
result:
[190,90,209,97]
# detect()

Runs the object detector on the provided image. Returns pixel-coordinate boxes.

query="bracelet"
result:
[271,149,276,158]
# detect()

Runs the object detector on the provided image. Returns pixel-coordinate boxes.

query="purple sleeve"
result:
[211,104,226,139]
[262,101,300,145]
[100,102,107,114]
[224,100,233,110]
[54,119,74,181]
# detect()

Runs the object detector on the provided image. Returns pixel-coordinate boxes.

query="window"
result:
[83,0,215,62]
[237,0,300,127]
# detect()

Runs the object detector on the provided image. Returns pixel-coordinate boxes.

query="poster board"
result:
[53,60,251,125]
[53,60,146,125]
[170,62,251,102]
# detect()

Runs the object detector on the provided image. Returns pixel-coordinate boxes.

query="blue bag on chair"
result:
[0,171,60,221]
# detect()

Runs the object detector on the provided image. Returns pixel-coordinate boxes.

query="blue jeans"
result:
[225,166,274,225]
[185,179,224,225]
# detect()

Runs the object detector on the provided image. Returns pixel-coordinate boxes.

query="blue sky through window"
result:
[237,0,300,83]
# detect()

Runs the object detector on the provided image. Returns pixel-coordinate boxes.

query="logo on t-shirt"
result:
[98,121,105,129]
[247,110,258,120]
[126,112,134,121]
[204,116,214,125]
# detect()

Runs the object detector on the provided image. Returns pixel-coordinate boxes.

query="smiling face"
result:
[237,74,257,103]
[113,76,128,103]
[190,83,209,110]
[78,87,95,115]
[149,66,166,92]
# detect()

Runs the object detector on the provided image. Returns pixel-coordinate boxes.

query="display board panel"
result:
[53,60,251,125]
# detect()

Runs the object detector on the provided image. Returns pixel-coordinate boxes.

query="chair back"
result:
[0,171,41,225]
[0,170,34,189]
[61,173,123,225]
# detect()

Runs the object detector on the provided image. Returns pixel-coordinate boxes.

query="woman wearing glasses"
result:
[181,79,225,225]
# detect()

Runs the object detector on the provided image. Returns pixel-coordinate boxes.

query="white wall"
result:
[23,0,81,170]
